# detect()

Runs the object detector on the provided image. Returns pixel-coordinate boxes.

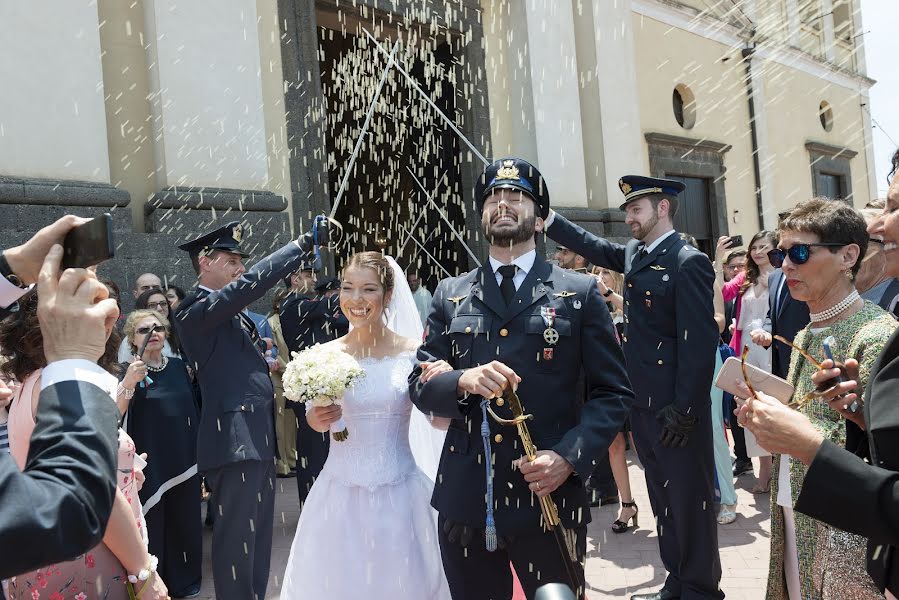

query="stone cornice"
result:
[805,141,859,160]
[644,132,732,154]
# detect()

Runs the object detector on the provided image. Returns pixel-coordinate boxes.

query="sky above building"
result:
[862,0,898,197]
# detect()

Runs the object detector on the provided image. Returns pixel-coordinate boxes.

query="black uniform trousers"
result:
[143,474,203,595]
[630,406,723,600]
[206,460,275,600]
[438,514,587,600]
[294,410,330,505]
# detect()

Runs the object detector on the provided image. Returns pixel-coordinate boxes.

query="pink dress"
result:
[7,370,145,600]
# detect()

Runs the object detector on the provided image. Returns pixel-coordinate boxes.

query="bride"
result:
[280,251,451,599]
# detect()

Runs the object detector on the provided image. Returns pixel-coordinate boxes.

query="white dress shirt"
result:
[488,249,536,291]
[41,359,118,399]
[642,229,677,254]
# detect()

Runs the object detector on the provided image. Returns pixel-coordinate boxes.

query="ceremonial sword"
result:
[486,389,583,596]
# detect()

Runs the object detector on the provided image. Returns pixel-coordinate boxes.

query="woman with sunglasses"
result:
[117,288,181,362]
[120,309,202,598]
[754,197,897,600]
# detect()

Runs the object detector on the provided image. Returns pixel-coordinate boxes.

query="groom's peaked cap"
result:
[177,221,249,258]
[474,157,550,219]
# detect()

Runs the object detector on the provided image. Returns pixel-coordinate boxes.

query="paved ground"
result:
[194,449,771,599]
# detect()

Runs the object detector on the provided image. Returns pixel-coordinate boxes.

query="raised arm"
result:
[177,232,317,332]
[545,211,627,273]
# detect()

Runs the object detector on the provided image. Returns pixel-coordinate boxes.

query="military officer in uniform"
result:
[409,157,633,599]
[174,220,324,600]
[280,270,348,505]
[542,176,722,600]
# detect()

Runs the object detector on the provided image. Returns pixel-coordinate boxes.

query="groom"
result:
[410,157,633,598]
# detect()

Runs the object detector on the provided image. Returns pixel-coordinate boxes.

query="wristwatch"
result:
[0,252,25,289]
[602,288,614,298]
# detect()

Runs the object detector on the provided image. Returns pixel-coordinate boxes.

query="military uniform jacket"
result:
[279,293,349,356]
[409,255,633,533]
[175,240,311,471]
[546,213,718,414]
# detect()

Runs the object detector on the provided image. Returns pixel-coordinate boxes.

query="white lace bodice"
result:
[322,352,419,488]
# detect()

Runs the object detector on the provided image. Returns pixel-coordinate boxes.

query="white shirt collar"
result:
[198,285,215,293]
[643,229,677,254]
[488,249,537,275]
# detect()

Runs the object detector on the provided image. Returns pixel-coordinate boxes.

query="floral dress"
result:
[766,302,896,599]
[8,370,145,600]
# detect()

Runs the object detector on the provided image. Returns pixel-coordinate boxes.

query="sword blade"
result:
[549,520,583,596]
[398,224,452,278]
[362,28,489,166]
[329,41,401,219]
[406,167,482,268]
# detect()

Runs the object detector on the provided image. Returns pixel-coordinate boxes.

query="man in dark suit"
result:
[409,157,633,599]
[280,273,348,505]
[175,220,323,600]
[0,222,121,581]
[543,176,723,600]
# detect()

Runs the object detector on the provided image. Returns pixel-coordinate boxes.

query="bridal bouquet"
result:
[282,344,364,441]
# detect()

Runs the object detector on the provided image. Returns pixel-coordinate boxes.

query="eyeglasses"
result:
[136,325,165,336]
[146,301,168,310]
[766,243,846,268]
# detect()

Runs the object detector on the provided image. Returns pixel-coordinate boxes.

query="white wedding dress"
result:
[280,350,451,599]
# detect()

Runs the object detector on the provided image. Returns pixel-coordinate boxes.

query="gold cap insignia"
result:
[620,180,632,195]
[496,160,520,181]
[232,224,243,244]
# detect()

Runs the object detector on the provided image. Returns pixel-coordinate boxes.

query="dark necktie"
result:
[238,311,265,353]
[498,265,518,305]
[639,246,648,260]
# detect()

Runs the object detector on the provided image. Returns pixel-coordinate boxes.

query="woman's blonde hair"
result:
[123,309,170,354]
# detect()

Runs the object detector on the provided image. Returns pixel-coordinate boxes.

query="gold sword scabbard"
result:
[486,391,561,529]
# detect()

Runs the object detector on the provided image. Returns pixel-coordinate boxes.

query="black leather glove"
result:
[656,404,697,448]
[297,216,332,252]
[441,519,513,549]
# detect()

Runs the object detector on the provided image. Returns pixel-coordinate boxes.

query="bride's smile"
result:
[340,263,393,329]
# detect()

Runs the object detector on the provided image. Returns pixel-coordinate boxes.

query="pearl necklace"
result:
[809,290,861,323]
[146,356,168,372]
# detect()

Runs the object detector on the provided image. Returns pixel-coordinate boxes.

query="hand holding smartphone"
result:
[821,336,858,413]
[728,234,743,247]
[61,214,114,269]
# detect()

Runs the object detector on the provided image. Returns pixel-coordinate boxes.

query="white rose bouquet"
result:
[282,344,365,441]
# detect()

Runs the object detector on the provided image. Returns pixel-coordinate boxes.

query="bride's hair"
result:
[342,251,395,296]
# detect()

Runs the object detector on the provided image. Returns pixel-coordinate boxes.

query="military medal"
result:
[543,348,554,361]
[541,306,559,345]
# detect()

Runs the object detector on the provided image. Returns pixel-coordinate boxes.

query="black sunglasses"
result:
[767,243,846,268]
[136,324,165,335]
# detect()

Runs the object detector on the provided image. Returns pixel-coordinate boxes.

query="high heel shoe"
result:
[611,500,639,533]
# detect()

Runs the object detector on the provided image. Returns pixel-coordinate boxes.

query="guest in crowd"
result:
[117,288,180,362]
[741,150,899,598]
[717,232,776,492]
[1,292,168,600]
[754,197,896,599]
[408,271,433,327]
[268,289,298,478]
[132,273,162,301]
[165,285,187,312]
[119,309,202,598]
[858,200,899,314]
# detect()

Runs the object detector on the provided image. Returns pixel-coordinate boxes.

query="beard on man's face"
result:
[483,211,537,246]
[630,209,659,241]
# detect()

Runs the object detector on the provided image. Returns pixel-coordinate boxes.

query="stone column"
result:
[142,0,289,254]
[0,1,129,230]
[522,0,588,207]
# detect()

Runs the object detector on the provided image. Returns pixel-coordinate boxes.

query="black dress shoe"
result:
[631,589,679,600]
[172,582,202,598]
[732,459,753,476]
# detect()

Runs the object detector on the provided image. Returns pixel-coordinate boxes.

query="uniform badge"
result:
[540,306,559,345]
[650,265,666,270]
[573,299,582,310]
[620,179,632,195]
[553,291,576,298]
[448,295,468,304]
[645,299,652,309]
[543,348,554,361]
[496,159,520,181]
[662,274,670,282]
[232,223,243,243]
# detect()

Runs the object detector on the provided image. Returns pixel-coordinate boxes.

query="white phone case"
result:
[715,356,794,404]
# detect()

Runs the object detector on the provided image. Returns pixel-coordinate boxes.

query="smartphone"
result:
[728,234,743,247]
[822,336,858,413]
[62,214,114,269]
